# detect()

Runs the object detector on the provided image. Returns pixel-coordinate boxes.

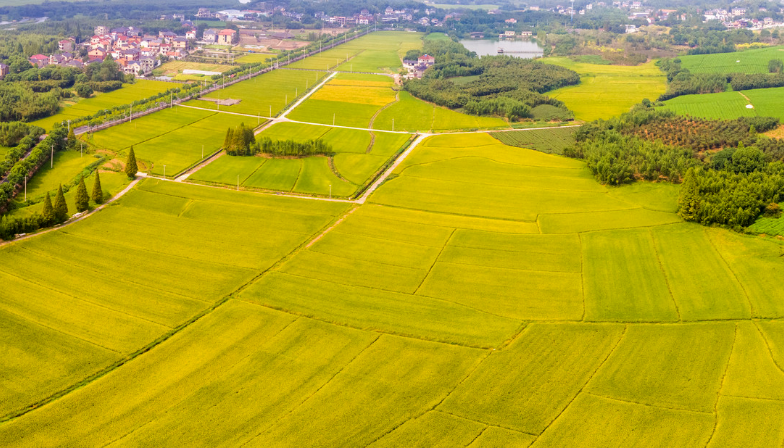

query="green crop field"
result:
[661,87,784,121]
[191,122,411,196]
[87,106,254,177]
[491,126,577,154]
[679,45,784,74]
[544,58,667,121]
[30,80,175,131]
[373,91,509,131]
[187,69,327,117]
[6,31,784,447]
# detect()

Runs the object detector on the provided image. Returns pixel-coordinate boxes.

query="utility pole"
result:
[129,104,132,123]
[392,118,394,132]
[202,145,204,159]
[329,184,331,199]
[51,145,53,168]
[163,165,166,178]
[237,175,239,191]
[270,105,272,117]
[81,142,83,157]
[24,176,26,202]
[333,113,335,126]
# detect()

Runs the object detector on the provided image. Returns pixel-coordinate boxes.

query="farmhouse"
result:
[0,63,8,79]
[417,54,435,65]
[29,54,49,68]
[218,29,237,45]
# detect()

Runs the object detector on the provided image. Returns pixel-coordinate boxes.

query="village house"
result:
[0,63,9,79]
[94,25,109,36]
[217,29,237,45]
[29,54,49,67]
[58,38,74,52]
[185,30,196,40]
[203,29,218,43]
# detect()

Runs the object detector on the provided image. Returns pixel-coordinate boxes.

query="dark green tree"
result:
[54,184,68,223]
[41,191,54,226]
[769,59,783,74]
[223,127,234,149]
[66,128,77,151]
[91,170,103,203]
[74,176,89,212]
[678,168,701,222]
[125,147,138,179]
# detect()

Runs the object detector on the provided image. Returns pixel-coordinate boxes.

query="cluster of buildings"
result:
[703,8,784,30]
[21,23,240,78]
[402,53,435,79]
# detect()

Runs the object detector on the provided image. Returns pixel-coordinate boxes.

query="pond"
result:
[459,39,544,58]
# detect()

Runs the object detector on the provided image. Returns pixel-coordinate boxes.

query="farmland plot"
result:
[0,179,348,420]
[188,69,327,116]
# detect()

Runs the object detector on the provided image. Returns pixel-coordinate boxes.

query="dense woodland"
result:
[404,39,578,121]
[567,108,784,228]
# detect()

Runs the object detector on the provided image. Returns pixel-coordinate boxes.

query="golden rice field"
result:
[3,129,784,446]
[543,58,667,121]
[2,31,781,448]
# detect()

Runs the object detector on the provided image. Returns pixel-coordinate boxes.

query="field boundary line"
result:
[368,89,399,129]
[704,227,756,317]
[244,296,507,349]
[752,321,784,376]
[584,391,714,415]
[0,176,142,249]
[705,323,738,447]
[176,104,264,119]
[174,149,226,182]
[279,71,338,119]
[0,304,121,355]
[721,394,784,404]
[536,324,627,436]
[434,409,539,437]
[239,335,381,447]
[306,207,357,248]
[0,296,231,424]
[413,228,455,295]
[363,350,496,447]
[369,203,539,226]
[434,260,581,276]
[648,228,681,321]
[578,233,586,321]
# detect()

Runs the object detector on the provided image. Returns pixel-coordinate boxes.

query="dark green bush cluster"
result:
[224,123,257,156]
[256,137,333,157]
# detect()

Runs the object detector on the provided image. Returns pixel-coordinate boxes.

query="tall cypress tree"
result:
[223,127,234,149]
[66,128,77,151]
[54,184,68,223]
[125,146,138,179]
[91,170,103,204]
[75,176,89,212]
[41,192,54,226]
[678,167,701,222]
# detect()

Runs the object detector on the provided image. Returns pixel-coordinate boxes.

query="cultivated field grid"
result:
[3,31,784,447]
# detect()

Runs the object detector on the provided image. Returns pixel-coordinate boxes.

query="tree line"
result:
[404,39,579,121]
[567,106,784,229]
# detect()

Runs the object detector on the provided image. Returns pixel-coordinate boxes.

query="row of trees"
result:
[256,138,333,157]
[0,171,104,240]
